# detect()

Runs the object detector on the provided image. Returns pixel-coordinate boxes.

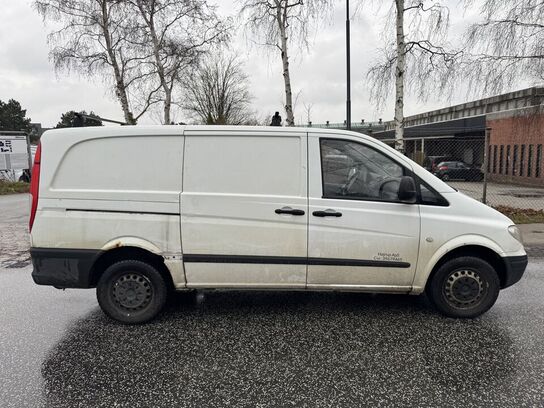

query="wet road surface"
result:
[0,194,29,224]
[0,194,31,268]
[1,260,543,408]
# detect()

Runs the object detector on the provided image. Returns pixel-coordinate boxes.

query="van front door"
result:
[181,131,308,288]
[307,135,420,291]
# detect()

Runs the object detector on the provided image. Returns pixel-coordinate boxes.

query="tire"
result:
[97,260,168,324]
[442,174,450,181]
[427,256,500,318]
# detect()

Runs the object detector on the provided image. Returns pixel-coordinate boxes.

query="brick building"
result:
[487,108,543,186]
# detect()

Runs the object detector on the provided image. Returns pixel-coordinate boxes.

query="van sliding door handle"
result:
[312,210,342,217]
[275,207,305,216]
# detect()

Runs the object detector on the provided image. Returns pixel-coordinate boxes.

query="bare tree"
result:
[127,0,229,124]
[183,55,256,125]
[367,1,458,151]
[35,0,161,124]
[240,0,333,127]
[462,0,544,95]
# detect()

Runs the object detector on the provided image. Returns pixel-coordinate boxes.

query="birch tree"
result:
[240,0,333,127]
[35,0,162,125]
[127,0,229,124]
[183,55,255,125]
[462,0,544,95]
[367,1,458,151]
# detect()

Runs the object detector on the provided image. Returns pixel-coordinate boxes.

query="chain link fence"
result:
[382,135,544,224]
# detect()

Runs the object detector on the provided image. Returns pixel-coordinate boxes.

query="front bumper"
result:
[30,248,101,288]
[502,255,528,288]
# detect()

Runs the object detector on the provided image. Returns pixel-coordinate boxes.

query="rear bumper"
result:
[30,248,101,288]
[502,255,528,288]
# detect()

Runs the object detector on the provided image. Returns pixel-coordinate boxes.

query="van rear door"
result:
[181,130,308,288]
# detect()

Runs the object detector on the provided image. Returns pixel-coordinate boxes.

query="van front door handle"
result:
[275,207,305,216]
[312,209,342,217]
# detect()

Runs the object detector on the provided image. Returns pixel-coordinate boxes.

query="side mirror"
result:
[398,176,417,203]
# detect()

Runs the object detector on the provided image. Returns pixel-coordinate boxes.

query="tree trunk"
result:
[394,0,405,152]
[100,0,136,125]
[163,91,172,124]
[136,0,171,124]
[278,7,295,126]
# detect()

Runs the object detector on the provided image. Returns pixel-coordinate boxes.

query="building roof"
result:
[383,86,543,129]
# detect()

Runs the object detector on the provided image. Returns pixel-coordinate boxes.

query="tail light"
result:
[438,166,448,171]
[29,143,41,231]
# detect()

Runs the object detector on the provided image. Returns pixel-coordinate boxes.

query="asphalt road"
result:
[0,193,29,223]
[1,262,543,408]
[1,194,543,407]
[0,194,31,268]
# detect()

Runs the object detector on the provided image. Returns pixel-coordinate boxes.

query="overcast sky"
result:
[0,0,532,128]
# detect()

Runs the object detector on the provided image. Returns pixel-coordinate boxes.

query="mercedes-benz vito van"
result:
[29,126,527,323]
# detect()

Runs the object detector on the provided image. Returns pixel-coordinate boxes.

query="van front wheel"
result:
[427,256,500,318]
[97,260,167,324]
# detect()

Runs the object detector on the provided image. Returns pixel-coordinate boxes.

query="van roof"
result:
[42,125,373,140]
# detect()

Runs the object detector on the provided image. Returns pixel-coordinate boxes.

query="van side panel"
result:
[31,211,181,253]
[42,135,183,204]
[31,131,185,288]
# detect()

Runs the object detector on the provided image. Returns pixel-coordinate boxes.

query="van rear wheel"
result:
[427,256,500,318]
[97,260,167,324]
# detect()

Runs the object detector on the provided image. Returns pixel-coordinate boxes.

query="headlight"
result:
[508,225,523,244]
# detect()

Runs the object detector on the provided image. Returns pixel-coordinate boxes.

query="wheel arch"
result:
[424,244,508,291]
[89,245,175,290]
[100,237,162,254]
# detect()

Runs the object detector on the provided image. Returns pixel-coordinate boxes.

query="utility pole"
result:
[346,0,351,130]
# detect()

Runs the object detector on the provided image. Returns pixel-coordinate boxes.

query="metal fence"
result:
[382,135,544,224]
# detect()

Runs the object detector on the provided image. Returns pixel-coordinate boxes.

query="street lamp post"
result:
[346,0,351,131]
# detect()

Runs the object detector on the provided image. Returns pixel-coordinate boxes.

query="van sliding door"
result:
[181,131,308,288]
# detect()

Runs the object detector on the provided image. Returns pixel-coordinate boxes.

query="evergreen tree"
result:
[0,99,32,133]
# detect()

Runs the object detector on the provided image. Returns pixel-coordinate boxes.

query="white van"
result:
[29,126,527,323]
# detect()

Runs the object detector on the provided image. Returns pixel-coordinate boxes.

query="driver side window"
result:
[320,138,404,201]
